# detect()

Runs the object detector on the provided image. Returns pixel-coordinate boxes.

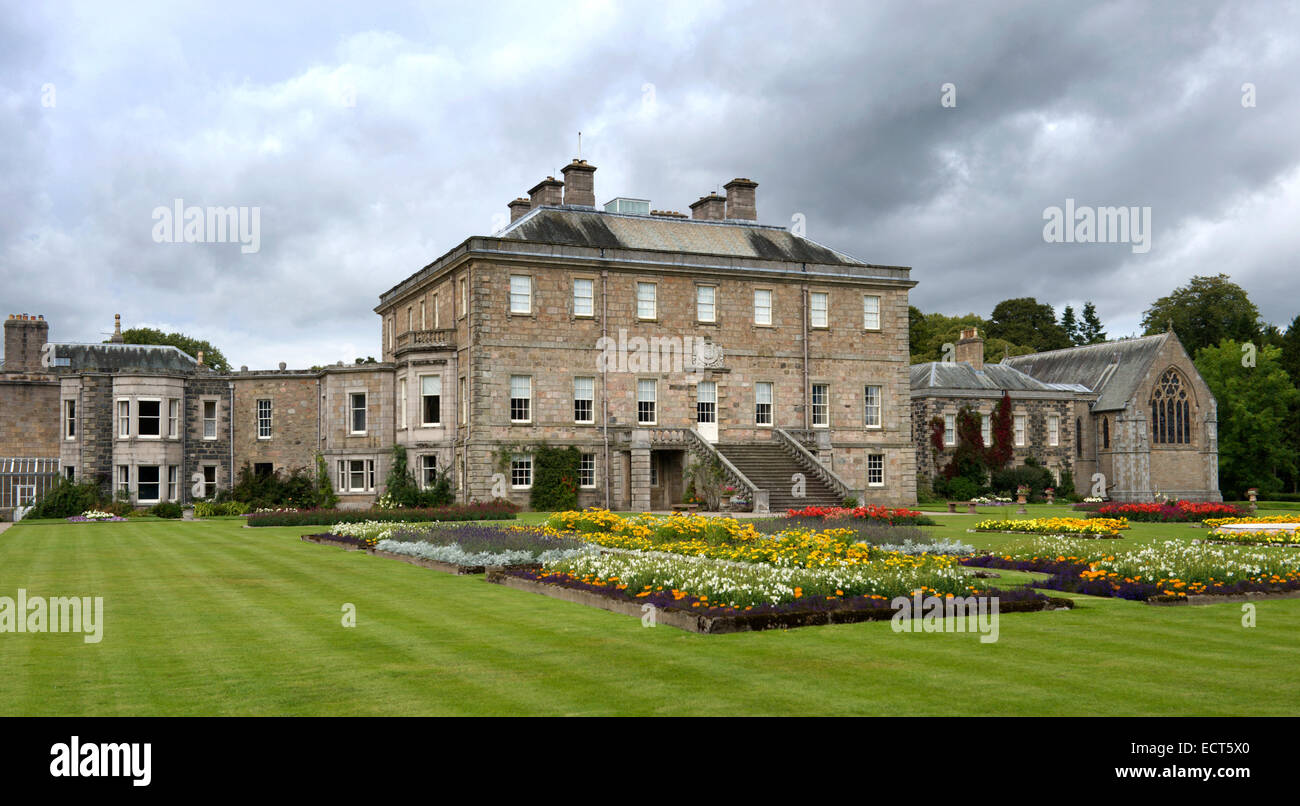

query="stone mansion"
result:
[2,158,917,513]
[0,158,1219,513]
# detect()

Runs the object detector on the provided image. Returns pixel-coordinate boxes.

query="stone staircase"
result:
[714,442,843,512]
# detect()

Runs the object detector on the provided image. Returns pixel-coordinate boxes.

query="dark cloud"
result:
[3,0,1297,367]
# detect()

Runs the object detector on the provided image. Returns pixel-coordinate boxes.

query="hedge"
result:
[246,501,520,527]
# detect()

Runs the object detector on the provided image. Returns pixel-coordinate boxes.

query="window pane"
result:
[755,382,773,425]
[697,381,716,424]
[811,292,828,328]
[579,454,595,488]
[697,286,716,322]
[351,393,367,432]
[812,384,828,426]
[510,375,531,422]
[754,289,772,325]
[510,275,531,314]
[637,379,656,423]
[636,283,656,319]
[863,295,881,330]
[864,385,881,427]
[574,377,594,423]
[573,278,594,317]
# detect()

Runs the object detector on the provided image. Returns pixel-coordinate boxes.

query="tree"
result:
[1079,301,1107,344]
[1195,339,1300,497]
[987,392,1014,469]
[939,407,989,498]
[1060,306,1080,346]
[1276,315,1300,386]
[1141,274,1261,356]
[110,327,231,372]
[986,298,1072,352]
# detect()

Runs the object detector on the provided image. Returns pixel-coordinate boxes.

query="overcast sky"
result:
[3,0,1298,368]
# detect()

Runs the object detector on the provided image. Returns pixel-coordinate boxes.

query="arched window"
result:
[1151,368,1192,445]
[1102,417,1110,450]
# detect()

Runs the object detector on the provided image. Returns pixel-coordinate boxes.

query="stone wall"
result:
[232,374,320,476]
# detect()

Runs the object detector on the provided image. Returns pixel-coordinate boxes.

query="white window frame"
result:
[697,381,717,424]
[863,294,882,331]
[636,282,657,320]
[421,454,438,488]
[573,277,595,318]
[64,398,76,440]
[167,465,179,502]
[420,374,442,427]
[696,285,716,323]
[1015,414,1027,447]
[202,399,218,440]
[136,397,163,440]
[256,398,272,439]
[117,398,131,439]
[136,464,161,503]
[117,464,130,497]
[811,384,829,428]
[981,412,992,446]
[433,292,441,329]
[944,413,957,446]
[459,278,468,319]
[510,375,532,423]
[637,378,657,425]
[573,376,595,424]
[509,274,532,315]
[459,377,467,425]
[579,453,596,489]
[867,454,885,487]
[755,381,773,426]
[511,456,533,489]
[168,398,180,439]
[864,385,882,429]
[349,392,368,435]
[810,291,829,329]
[754,289,772,326]
[202,464,218,499]
[397,376,407,430]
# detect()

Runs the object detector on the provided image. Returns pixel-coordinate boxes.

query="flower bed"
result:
[1204,515,1300,529]
[962,539,1300,601]
[1204,529,1300,547]
[66,510,126,523]
[784,505,934,525]
[491,566,1067,633]
[1090,501,1245,523]
[972,517,1129,538]
[247,501,518,527]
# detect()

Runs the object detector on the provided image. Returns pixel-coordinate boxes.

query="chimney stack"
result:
[3,312,50,373]
[560,158,596,206]
[723,178,757,220]
[508,197,532,222]
[528,176,563,208]
[955,327,984,370]
[111,313,124,343]
[689,193,726,221]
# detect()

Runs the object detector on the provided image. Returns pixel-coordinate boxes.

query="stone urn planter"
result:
[1016,486,1029,514]
[1044,488,1055,505]
[182,506,196,521]
[1247,488,1258,512]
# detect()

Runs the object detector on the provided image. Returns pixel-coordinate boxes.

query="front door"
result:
[696,381,718,443]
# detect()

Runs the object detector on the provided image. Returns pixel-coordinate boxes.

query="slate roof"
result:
[49,343,200,373]
[499,205,870,267]
[1001,333,1170,412]
[910,361,1092,394]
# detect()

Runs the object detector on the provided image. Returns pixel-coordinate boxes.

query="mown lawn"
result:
[1,515,1299,716]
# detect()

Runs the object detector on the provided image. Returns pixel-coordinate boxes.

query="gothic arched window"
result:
[1151,368,1192,445]
[1102,417,1110,450]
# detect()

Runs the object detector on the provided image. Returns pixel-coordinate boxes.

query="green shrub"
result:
[990,457,1056,500]
[914,474,941,504]
[936,475,980,502]
[150,502,183,519]
[530,446,581,511]
[27,479,106,519]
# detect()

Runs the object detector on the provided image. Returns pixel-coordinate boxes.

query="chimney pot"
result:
[722,178,758,220]
[508,197,532,222]
[560,157,597,206]
[528,177,564,208]
[689,193,727,221]
[955,327,985,370]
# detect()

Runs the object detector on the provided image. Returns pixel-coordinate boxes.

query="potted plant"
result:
[1016,484,1029,514]
[1044,486,1055,505]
